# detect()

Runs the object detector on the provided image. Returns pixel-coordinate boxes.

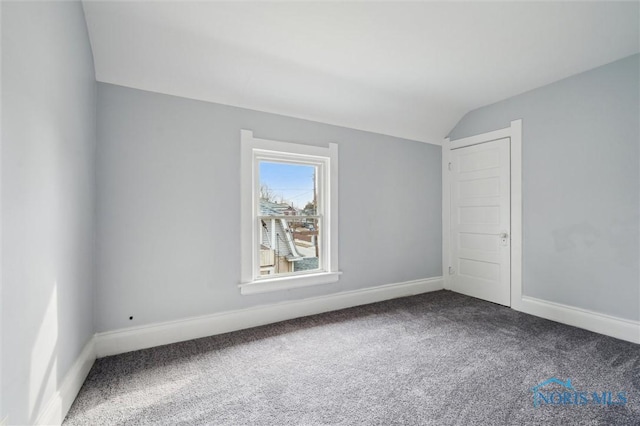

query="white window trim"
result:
[240,130,340,295]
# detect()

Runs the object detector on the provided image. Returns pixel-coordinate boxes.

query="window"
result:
[240,130,340,295]
[258,161,320,276]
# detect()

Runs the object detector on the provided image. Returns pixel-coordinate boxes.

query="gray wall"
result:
[1,1,96,423]
[95,83,442,332]
[449,54,639,322]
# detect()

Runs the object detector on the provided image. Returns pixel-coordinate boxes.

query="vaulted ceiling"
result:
[82,1,639,143]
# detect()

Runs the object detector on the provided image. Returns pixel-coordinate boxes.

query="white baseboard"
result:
[35,337,96,425]
[95,277,443,358]
[517,296,640,344]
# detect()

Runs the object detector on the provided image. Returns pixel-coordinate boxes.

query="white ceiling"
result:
[82,1,639,143]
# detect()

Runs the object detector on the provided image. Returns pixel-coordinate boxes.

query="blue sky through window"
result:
[259,161,315,208]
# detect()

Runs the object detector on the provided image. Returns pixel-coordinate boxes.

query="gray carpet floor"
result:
[64,291,639,425]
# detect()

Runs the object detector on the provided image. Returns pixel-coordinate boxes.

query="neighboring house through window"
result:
[240,130,340,295]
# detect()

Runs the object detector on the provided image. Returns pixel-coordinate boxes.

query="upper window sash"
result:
[254,155,328,217]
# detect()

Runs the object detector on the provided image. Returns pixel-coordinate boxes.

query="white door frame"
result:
[442,119,522,310]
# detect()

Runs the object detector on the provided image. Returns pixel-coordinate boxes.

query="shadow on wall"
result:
[552,222,600,252]
[552,217,639,268]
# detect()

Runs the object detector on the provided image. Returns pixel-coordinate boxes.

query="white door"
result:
[450,138,511,306]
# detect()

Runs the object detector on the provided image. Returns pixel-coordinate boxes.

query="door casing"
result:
[442,119,523,310]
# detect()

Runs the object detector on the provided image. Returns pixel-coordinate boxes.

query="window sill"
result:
[239,271,342,295]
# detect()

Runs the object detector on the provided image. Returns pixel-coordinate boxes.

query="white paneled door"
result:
[450,138,511,306]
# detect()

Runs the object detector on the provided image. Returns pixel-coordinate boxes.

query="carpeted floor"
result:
[64,290,640,425]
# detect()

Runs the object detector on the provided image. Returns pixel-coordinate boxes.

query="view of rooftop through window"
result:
[258,161,320,276]
[259,161,316,212]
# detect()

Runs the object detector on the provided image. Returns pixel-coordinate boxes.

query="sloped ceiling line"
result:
[82,1,640,143]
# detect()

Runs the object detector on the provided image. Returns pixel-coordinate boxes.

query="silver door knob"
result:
[499,232,509,239]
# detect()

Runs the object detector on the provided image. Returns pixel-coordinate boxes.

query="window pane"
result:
[258,217,320,276]
[292,217,320,273]
[259,161,317,215]
[258,161,320,277]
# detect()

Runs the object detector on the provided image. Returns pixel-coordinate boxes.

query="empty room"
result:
[1,1,639,425]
